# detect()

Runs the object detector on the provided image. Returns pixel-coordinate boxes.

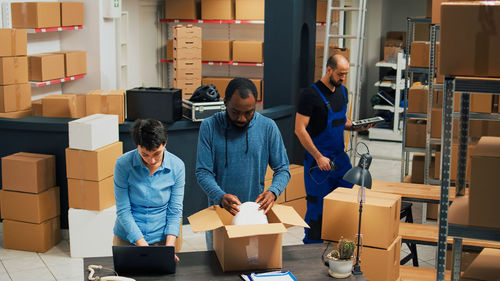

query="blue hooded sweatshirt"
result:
[196,111,290,206]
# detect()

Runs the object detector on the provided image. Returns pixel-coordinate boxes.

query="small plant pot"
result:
[327,254,354,278]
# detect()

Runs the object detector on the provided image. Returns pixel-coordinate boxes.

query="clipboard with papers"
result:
[240,271,298,281]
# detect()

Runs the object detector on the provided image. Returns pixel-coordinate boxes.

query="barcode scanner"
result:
[308,158,338,185]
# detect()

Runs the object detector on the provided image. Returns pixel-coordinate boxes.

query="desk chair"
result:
[400,201,419,266]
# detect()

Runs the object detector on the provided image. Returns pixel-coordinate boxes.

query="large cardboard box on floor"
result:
[322,187,401,249]
[188,204,309,271]
[461,248,500,281]
[66,141,122,181]
[440,2,500,77]
[0,29,27,57]
[68,114,119,151]
[11,2,61,29]
[0,56,28,85]
[61,2,84,26]
[235,0,264,20]
[232,41,263,63]
[0,186,60,223]
[69,205,116,257]
[68,176,115,211]
[469,136,500,229]
[165,0,198,19]
[0,84,31,113]
[405,119,426,148]
[411,153,436,184]
[202,40,231,62]
[1,152,55,193]
[41,94,85,118]
[202,77,232,99]
[86,90,125,124]
[28,53,65,81]
[3,216,61,252]
[202,0,234,20]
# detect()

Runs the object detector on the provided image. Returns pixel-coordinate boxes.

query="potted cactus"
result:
[326,238,356,278]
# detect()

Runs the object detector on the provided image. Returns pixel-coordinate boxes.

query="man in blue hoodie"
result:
[196,77,291,249]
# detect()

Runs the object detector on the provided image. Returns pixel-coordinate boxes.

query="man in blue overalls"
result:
[295,54,372,243]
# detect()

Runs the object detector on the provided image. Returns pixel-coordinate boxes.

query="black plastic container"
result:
[126,87,182,123]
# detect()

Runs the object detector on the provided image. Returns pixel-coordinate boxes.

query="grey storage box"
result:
[182,100,225,122]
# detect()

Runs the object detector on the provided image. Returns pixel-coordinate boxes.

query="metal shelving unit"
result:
[437,77,500,281]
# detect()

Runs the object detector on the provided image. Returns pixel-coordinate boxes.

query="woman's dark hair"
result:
[224,77,258,102]
[131,119,167,151]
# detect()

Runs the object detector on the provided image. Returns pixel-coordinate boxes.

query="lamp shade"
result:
[343,153,372,188]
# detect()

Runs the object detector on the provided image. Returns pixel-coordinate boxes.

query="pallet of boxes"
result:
[0,152,60,252]
[173,25,201,100]
[0,28,31,119]
[65,114,122,258]
[322,187,402,281]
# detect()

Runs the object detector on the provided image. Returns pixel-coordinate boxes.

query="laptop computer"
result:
[112,246,176,275]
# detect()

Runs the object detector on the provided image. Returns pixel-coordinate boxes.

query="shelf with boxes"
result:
[26,25,83,33]
[160,60,264,67]
[30,74,86,87]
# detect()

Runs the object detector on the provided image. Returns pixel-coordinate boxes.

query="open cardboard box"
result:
[188,204,309,272]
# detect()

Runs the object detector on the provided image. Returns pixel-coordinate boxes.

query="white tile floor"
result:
[0,136,439,280]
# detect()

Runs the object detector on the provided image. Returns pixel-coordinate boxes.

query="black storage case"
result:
[126,87,182,123]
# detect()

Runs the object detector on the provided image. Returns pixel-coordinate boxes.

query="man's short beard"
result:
[329,76,342,88]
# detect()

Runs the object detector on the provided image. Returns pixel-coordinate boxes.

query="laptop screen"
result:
[112,246,176,276]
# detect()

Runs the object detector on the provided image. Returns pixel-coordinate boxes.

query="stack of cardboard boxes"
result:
[384,31,406,63]
[0,152,61,252]
[11,2,84,29]
[166,0,265,21]
[173,25,202,99]
[65,114,122,257]
[0,28,31,119]
[29,50,87,82]
[322,187,402,281]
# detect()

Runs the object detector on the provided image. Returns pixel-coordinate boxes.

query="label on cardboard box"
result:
[1,152,56,193]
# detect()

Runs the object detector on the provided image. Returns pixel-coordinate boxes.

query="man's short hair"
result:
[224,77,258,102]
[326,55,338,70]
[131,119,167,151]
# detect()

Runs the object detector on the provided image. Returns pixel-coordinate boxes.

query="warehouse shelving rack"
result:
[437,77,500,281]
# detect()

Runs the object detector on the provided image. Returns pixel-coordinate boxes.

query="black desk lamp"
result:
[342,149,372,276]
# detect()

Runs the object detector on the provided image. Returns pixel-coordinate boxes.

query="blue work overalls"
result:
[303,84,353,244]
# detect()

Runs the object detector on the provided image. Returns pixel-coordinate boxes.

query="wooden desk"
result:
[400,265,452,281]
[84,244,368,281]
[371,180,457,203]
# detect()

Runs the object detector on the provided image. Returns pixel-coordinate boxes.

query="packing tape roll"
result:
[246,237,259,265]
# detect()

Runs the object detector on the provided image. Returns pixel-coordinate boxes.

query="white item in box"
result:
[68,114,119,151]
[68,205,116,258]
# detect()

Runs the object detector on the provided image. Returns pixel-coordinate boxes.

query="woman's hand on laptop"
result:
[135,238,149,246]
[166,235,180,262]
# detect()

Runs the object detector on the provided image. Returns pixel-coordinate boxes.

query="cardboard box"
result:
[317,0,339,23]
[32,99,42,117]
[166,40,174,61]
[11,2,61,28]
[485,120,500,137]
[332,236,401,281]
[462,248,500,281]
[1,152,56,193]
[321,187,401,249]
[386,31,406,48]
[41,94,78,118]
[173,25,202,60]
[414,23,431,41]
[281,197,306,219]
[469,137,500,229]
[61,2,84,26]
[68,114,119,151]
[411,153,436,184]
[0,186,60,224]
[409,41,440,68]
[0,29,27,57]
[65,141,123,181]
[232,41,263,63]
[86,90,125,124]
[435,141,475,182]
[165,0,198,20]
[0,56,28,85]
[202,40,231,62]
[440,2,500,77]
[28,53,65,81]
[188,204,309,271]
[173,79,200,98]
[68,206,116,257]
[249,78,263,102]
[0,84,31,113]
[235,0,264,20]
[430,108,441,139]
[445,249,479,273]
[68,176,115,211]
[3,216,61,253]
[470,94,493,113]
[405,119,426,148]
[0,109,31,119]
[286,165,306,201]
[202,77,232,99]
[427,203,439,220]
[408,85,427,113]
[61,51,87,77]
[201,0,234,20]
[384,46,402,63]
[174,59,202,75]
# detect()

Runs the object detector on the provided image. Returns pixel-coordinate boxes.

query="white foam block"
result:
[68,205,116,258]
[68,114,119,151]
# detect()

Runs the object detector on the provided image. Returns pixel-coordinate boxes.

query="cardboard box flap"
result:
[471,136,500,157]
[225,223,287,239]
[271,204,309,228]
[187,206,224,232]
